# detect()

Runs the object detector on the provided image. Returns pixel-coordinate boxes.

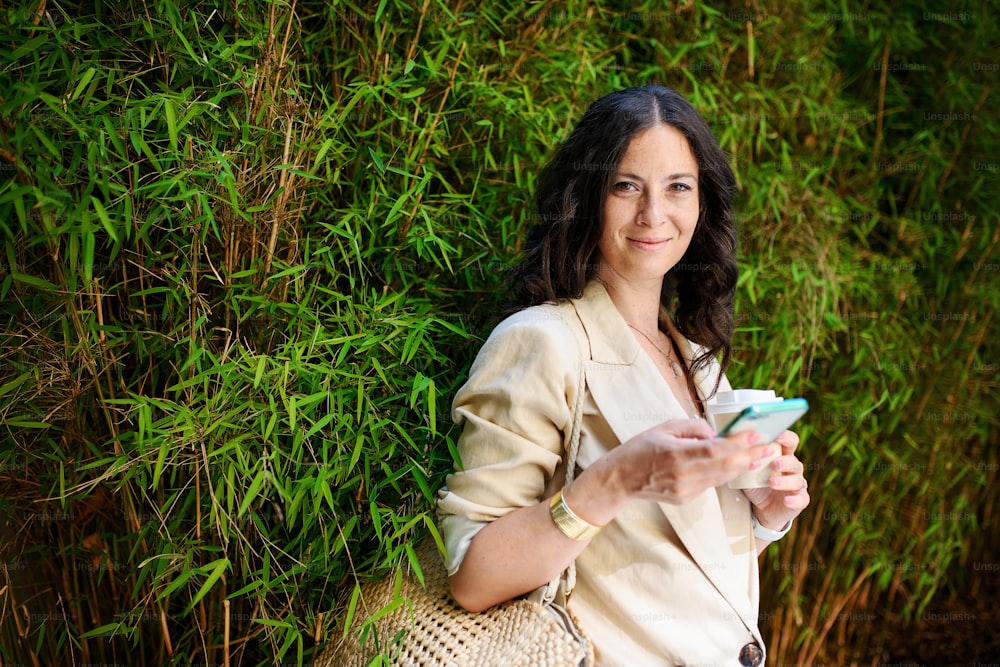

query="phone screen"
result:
[716,398,810,441]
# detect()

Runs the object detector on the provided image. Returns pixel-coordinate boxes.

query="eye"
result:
[613,181,639,192]
[669,182,694,192]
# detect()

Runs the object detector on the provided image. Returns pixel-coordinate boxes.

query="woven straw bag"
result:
[317,314,594,666]
[315,538,593,667]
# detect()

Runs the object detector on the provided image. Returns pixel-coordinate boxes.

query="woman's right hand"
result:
[579,418,774,510]
[450,417,771,611]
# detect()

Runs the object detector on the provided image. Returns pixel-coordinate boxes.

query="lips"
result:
[628,237,671,250]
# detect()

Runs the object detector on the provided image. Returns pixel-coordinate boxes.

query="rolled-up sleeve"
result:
[436,307,580,575]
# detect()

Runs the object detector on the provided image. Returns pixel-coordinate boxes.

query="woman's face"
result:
[596,123,700,291]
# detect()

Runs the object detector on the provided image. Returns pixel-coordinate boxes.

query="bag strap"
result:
[552,310,590,599]
[563,323,588,489]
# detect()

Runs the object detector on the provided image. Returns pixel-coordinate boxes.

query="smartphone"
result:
[716,398,810,442]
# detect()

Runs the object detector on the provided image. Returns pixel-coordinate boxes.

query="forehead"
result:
[619,124,698,174]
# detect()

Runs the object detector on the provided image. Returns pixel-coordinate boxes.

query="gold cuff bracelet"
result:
[549,488,603,541]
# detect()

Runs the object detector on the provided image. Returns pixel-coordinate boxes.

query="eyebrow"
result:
[617,171,698,181]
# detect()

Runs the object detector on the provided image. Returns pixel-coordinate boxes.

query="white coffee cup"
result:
[706,389,783,488]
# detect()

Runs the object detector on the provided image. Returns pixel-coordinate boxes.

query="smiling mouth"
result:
[629,237,671,248]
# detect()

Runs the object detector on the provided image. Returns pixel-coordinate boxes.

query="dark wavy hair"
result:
[507,85,738,396]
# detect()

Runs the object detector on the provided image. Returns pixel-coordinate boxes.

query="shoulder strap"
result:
[556,309,591,598]
[563,315,589,487]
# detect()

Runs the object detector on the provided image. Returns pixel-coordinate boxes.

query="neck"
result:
[597,273,664,333]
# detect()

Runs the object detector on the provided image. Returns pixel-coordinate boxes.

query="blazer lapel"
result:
[570,281,758,630]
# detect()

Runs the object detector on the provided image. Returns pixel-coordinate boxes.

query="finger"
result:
[717,429,766,450]
[705,435,775,472]
[678,459,757,496]
[748,443,782,468]
[658,438,759,478]
[770,454,804,475]
[768,473,807,492]
[774,430,800,454]
[659,417,718,440]
[714,445,774,486]
[784,489,810,511]
[690,443,790,500]
[658,437,768,470]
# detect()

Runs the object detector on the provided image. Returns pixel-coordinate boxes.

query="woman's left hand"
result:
[741,430,810,532]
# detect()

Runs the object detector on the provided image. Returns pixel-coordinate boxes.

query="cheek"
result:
[684,200,701,229]
[603,197,627,218]
[601,201,631,233]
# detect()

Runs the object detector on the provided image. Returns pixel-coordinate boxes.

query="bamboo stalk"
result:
[159,606,174,657]
[264,117,295,274]
[406,0,431,63]
[801,567,875,667]
[275,0,299,102]
[821,120,848,191]
[399,40,467,240]
[224,598,231,667]
[92,277,106,345]
[936,84,995,196]
[873,37,890,160]
[31,0,45,25]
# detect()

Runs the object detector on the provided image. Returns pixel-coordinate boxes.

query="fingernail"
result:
[747,432,761,444]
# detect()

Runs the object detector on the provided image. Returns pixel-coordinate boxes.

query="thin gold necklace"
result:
[627,324,683,378]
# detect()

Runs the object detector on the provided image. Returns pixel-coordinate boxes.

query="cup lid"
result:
[711,389,781,406]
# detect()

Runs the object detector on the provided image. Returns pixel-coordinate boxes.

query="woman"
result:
[436,85,810,666]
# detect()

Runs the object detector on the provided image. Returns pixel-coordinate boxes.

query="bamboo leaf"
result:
[11,273,58,290]
[0,372,32,398]
[238,468,268,517]
[151,436,169,488]
[253,618,293,628]
[373,0,389,23]
[164,97,179,152]
[304,413,335,440]
[253,355,267,388]
[4,419,52,429]
[90,196,120,244]
[159,568,194,601]
[12,35,47,59]
[185,558,231,613]
[80,622,130,639]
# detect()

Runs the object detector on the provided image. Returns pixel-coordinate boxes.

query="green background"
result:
[1,1,997,664]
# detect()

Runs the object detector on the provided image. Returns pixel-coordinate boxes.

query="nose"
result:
[638,191,668,227]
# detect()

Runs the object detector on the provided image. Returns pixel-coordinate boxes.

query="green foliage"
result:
[0,0,996,664]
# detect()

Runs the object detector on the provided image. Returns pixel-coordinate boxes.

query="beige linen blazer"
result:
[438,280,765,666]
